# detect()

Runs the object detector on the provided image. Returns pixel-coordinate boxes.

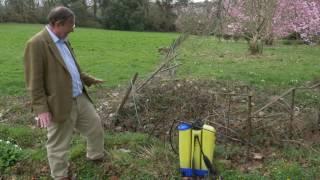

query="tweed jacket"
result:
[24,28,96,123]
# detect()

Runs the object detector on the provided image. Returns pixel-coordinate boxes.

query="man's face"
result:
[61,16,75,35]
[53,16,75,39]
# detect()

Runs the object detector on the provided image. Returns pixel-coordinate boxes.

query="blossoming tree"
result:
[176,0,320,54]
[225,0,320,54]
[273,0,320,43]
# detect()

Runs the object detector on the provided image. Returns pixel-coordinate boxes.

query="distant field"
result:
[0,23,319,96]
[177,36,320,89]
[0,23,177,95]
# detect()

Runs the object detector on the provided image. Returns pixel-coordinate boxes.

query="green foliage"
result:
[69,1,101,28]
[220,170,266,180]
[69,132,179,178]
[144,1,177,32]
[0,123,45,147]
[70,138,86,160]
[99,0,177,31]
[248,39,263,55]
[105,132,154,147]
[0,0,39,23]
[282,40,305,45]
[100,0,148,31]
[177,0,190,6]
[0,139,24,172]
[269,160,315,179]
[0,0,178,31]
[26,148,47,162]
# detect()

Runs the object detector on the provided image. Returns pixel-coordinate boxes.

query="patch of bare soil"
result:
[0,96,33,125]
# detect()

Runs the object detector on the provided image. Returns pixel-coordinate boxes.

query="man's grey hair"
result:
[47,6,75,26]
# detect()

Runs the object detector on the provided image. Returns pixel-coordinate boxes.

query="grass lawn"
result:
[0,23,178,95]
[177,36,320,89]
[0,23,320,179]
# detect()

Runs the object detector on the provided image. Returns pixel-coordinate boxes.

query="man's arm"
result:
[24,40,49,115]
[65,40,104,87]
[80,72,104,87]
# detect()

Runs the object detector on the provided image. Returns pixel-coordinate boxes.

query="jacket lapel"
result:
[42,29,68,71]
[64,41,82,72]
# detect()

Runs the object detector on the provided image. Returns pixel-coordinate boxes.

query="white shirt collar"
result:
[46,25,65,43]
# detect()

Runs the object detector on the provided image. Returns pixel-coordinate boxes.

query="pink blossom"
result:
[224,0,320,42]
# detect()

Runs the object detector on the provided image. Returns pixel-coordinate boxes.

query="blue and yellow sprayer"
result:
[170,119,220,179]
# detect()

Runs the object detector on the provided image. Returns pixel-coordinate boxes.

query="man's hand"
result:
[92,78,104,87]
[36,112,52,128]
[92,78,104,84]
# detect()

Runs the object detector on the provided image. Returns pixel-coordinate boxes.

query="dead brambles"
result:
[96,79,320,149]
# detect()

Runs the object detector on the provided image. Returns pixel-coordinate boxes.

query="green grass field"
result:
[0,23,177,95]
[1,24,320,179]
[177,36,320,89]
[1,23,320,95]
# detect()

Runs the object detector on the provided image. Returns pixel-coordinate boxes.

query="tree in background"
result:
[91,0,99,19]
[1,0,40,22]
[1,0,319,36]
[175,1,213,35]
[145,0,176,31]
[49,0,99,27]
[0,0,176,32]
[99,0,176,31]
[176,0,189,6]
[225,0,320,53]
[176,0,320,54]
[100,0,148,31]
[37,0,58,23]
[225,0,278,54]
[69,0,100,27]
[273,0,320,44]
[175,0,225,36]
[0,0,99,26]
[0,0,5,22]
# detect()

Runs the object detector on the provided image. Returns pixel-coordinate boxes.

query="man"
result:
[24,6,105,179]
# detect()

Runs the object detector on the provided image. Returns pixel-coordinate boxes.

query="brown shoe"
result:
[59,174,77,180]
[87,156,106,164]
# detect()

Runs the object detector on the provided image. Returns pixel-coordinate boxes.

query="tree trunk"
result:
[265,37,274,45]
[265,33,274,45]
[93,0,97,18]
[249,36,263,55]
